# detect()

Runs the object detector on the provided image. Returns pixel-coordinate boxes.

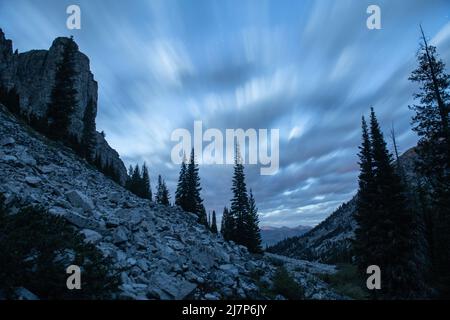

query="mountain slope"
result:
[0,104,342,299]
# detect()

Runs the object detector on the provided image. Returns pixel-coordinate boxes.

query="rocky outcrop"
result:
[0,29,127,185]
[0,104,342,300]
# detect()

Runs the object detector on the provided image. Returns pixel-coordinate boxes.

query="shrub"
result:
[272,266,304,300]
[0,194,120,299]
[318,263,368,300]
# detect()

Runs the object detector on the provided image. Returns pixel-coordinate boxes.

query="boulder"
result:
[148,273,197,300]
[66,190,94,211]
[0,137,15,146]
[80,228,103,244]
[113,226,128,244]
[25,176,41,186]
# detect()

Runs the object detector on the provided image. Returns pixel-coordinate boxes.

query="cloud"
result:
[2,0,450,227]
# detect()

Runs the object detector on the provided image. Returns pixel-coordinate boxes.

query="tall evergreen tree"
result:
[141,163,152,200]
[156,175,170,206]
[198,204,208,228]
[354,116,376,273]
[184,149,203,216]
[354,108,425,299]
[47,37,78,141]
[210,210,218,234]
[175,154,189,210]
[230,144,249,245]
[246,190,262,253]
[221,207,234,241]
[409,27,450,296]
[81,98,97,162]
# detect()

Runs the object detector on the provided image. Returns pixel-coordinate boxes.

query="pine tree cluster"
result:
[125,163,152,200]
[407,27,450,297]
[354,109,424,299]
[174,149,208,227]
[354,28,450,298]
[220,147,262,254]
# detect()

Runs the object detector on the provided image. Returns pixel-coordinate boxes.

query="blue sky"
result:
[1,0,450,227]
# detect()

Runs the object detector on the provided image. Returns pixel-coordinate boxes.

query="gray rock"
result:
[137,259,148,272]
[109,191,122,203]
[0,137,15,146]
[66,190,94,211]
[0,154,17,162]
[80,228,102,244]
[63,210,99,229]
[113,226,128,244]
[25,176,41,186]
[127,258,137,266]
[106,216,120,228]
[204,293,220,300]
[219,264,239,276]
[148,273,197,300]
[17,151,36,166]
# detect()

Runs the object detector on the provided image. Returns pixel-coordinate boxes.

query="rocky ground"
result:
[0,104,343,300]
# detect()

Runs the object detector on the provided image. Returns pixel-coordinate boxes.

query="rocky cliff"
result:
[0,29,127,184]
[0,103,342,300]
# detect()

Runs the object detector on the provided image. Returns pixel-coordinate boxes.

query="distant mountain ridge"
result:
[260,225,312,247]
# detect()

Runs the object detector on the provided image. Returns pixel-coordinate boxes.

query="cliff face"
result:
[0,29,127,184]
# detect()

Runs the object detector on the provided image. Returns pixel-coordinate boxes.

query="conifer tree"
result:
[47,37,78,141]
[156,175,170,206]
[141,163,152,200]
[409,27,450,296]
[354,116,376,273]
[185,149,203,216]
[354,108,425,299]
[210,210,218,234]
[175,154,189,210]
[198,204,208,228]
[230,144,249,245]
[129,164,141,196]
[246,190,262,253]
[221,207,234,241]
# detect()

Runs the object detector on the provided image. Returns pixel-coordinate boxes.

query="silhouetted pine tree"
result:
[354,116,376,273]
[210,210,218,234]
[175,154,189,210]
[230,145,249,246]
[81,99,97,162]
[246,190,262,253]
[185,149,204,217]
[198,204,208,228]
[47,37,78,141]
[129,164,141,196]
[369,108,424,298]
[409,27,450,296]
[156,175,170,206]
[141,163,152,200]
[221,207,234,241]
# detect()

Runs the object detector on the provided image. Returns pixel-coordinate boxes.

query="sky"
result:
[1,0,450,227]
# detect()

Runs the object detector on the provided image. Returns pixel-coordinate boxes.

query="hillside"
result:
[0,101,344,300]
